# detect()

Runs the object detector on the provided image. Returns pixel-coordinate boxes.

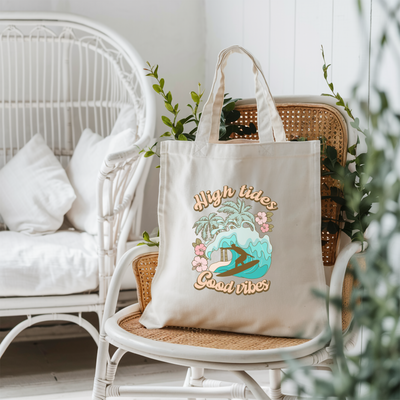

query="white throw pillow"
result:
[0,134,76,235]
[110,104,137,136]
[66,128,138,235]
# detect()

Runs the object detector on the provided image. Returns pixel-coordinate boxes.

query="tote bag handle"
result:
[196,45,286,144]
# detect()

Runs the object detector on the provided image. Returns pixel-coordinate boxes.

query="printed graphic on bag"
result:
[191,185,277,296]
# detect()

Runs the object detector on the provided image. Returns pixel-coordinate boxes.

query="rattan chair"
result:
[92,97,363,400]
[0,12,155,358]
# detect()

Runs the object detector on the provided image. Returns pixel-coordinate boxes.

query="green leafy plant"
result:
[137,230,159,247]
[317,46,377,244]
[140,63,257,160]
[286,1,400,398]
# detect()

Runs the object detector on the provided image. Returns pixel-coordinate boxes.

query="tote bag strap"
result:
[196,45,286,144]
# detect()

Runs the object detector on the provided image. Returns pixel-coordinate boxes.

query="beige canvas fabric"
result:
[140,46,328,339]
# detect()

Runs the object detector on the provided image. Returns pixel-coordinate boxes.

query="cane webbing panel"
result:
[132,253,352,332]
[119,310,309,351]
[230,103,348,267]
[132,252,159,314]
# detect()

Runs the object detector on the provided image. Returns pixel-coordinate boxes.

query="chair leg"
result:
[92,338,111,400]
[269,369,282,400]
[183,367,205,400]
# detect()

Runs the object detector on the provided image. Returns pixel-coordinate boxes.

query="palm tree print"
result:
[192,212,225,243]
[218,198,255,229]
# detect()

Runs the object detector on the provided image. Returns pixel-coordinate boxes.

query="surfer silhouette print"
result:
[216,244,259,277]
[191,187,276,296]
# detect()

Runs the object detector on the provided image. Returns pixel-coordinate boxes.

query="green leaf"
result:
[223,101,236,112]
[219,125,228,140]
[191,91,200,103]
[327,221,340,234]
[178,134,187,141]
[348,143,357,156]
[180,116,193,124]
[184,133,196,140]
[144,150,154,158]
[225,109,240,124]
[173,121,184,135]
[152,84,162,94]
[143,231,150,242]
[350,118,360,129]
[326,145,338,162]
[321,93,335,97]
[226,125,241,134]
[166,91,172,103]
[329,82,334,91]
[165,102,174,113]
[156,165,160,168]
[154,65,159,79]
[160,132,172,137]
[161,116,173,127]
[160,78,165,89]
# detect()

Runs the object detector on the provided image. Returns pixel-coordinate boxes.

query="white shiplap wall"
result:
[205,0,372,101]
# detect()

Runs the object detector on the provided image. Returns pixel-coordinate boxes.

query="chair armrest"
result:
[96,135,154,302]
[328,241,363,341]
[101,245,158,333]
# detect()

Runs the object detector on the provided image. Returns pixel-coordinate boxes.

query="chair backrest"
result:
[132,101,353,331]
[0,13,156,302]
[231,102,348,268]
[0,12,155,168]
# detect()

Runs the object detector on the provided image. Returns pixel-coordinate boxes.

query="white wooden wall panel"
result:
[331,0,371,99]
[370,0,400,112]
[269,0,296,95]
[205,0,244,98]
[242,0,270,98]
[294,0,334,95]
[205,0,373,101]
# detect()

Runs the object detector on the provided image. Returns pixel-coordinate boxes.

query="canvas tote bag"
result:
[140,45,328,339]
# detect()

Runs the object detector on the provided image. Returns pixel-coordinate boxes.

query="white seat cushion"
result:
[0,230,99,297]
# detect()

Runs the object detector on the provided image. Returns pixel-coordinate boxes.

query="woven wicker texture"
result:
[230,103,348,267]
[119,310,309,351]
[132,252,159,313]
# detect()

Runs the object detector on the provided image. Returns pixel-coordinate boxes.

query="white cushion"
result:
[110,104,138,136]
[66,128,138,235]
[0,230,99,296]
[0,134,76,235]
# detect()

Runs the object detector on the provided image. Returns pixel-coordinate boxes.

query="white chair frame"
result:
[0,12,156,357]
[93,241,362,400]
[92,96,363,400]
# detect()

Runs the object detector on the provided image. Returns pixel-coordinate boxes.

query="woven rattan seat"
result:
[119,311,309,351]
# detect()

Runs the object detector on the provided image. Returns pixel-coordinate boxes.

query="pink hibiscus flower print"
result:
[261,223,270,233]
[192,256,208,272]
[256,211,267,225]
[195,243,206,256]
